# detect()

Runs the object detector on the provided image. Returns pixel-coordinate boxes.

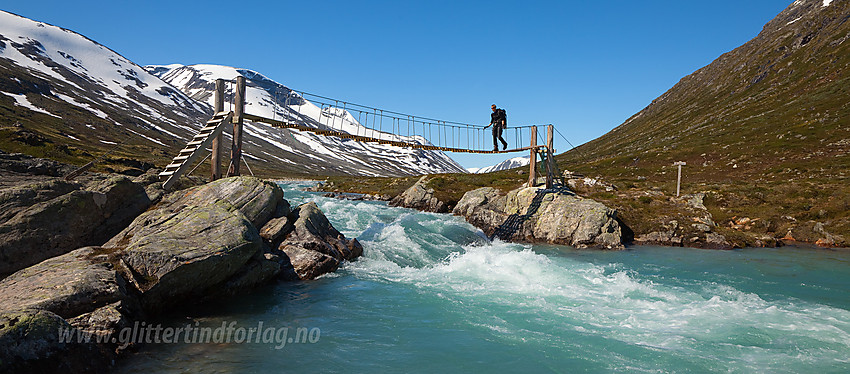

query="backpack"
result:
[498,109,507,129]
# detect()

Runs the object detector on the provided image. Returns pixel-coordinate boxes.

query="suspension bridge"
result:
[158,77,563,190]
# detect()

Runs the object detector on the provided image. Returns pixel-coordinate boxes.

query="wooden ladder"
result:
[159,111,233,190]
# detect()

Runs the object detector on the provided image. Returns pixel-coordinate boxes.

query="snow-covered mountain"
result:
[146,64,467,176]
[0,9,465,177]
[467,156,530,174]
[0,10,209,157]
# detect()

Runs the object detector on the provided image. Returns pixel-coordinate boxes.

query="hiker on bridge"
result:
[484,104,508,151]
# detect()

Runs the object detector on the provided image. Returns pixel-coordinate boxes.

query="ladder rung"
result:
[174,155,190,161]
[187,140,204,146]
[180,147,197,153]
[165,163,183,169]
[159,171,174,177]
[201,125,218,132]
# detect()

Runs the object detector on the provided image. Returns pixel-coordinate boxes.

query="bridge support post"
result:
[211,79,224,181]
[228,76,246,177]
[545,124,554,189]
[528,126,537,188]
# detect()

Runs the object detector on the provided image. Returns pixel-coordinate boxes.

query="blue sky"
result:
[4,1,792,169]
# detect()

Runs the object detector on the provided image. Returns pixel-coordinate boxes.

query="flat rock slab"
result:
[0,247,126,319]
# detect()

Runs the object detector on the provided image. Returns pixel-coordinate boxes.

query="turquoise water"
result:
[115,183,850,373]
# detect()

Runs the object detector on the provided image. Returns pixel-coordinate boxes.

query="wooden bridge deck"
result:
[243,113,544,154]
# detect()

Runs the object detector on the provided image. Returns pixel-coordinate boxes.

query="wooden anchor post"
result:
[211,79,224,181]
[228,76,246,177]
[545,124,555,189]
[528,126,537,188]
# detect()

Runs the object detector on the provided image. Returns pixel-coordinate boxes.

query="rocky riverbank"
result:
[0,154,360,373]
[386,176,625,249]
[342,172,847,250]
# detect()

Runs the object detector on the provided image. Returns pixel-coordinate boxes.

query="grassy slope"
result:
[550,1,850,246]
[323,2,850,248]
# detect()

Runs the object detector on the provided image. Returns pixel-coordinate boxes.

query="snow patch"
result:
[1,91,61,118]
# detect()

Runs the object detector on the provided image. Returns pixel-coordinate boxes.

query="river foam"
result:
[115,183,850,373]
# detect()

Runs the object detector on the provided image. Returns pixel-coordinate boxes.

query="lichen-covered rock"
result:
[67,301,135,350]
[0,309,109,374]
[0,179,80,223]
[0,247,128,319]
[279,202,363,279]
[104,202,261,312]
[389,176,448,213]
[452,186,509,233]
[453,186,624,249]
[170,176,284,227]
[100,176,284,311]
[0,175,151,278]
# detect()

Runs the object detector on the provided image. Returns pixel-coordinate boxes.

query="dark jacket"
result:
[490,108,507,129]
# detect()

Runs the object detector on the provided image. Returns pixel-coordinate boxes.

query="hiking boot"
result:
[502,143,508,150]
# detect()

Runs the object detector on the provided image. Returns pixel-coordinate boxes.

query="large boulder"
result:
[389,176,449,213]
[453,186,624,249]
[101,176,282,312]
[0,176,292,371]
[0,175,151,278]
[0,179,80,223]
[452,187,510,232]
[0,247,128,319]
[167,176,283,227]
[278,202,363,280]
[0,309,110,374]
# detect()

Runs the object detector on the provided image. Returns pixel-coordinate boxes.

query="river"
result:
[114,182,850,373]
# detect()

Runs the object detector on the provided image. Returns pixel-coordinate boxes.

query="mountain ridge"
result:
[145,63,467,177]
[550,0,850,244]
[560,0,849,183]
[0,10,467,178]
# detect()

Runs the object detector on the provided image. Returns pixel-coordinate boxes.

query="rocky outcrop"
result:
[389,176,448,213]
[0,152,75,178]
[0,309,110,374]
[453,186,624,249]
[278,202,363,280]
[632,193,734,249]
[0,245,135,373]
[0,175,362,371]
[0,247,129,318]
[101,176,282,312]
[0,175,152,278]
